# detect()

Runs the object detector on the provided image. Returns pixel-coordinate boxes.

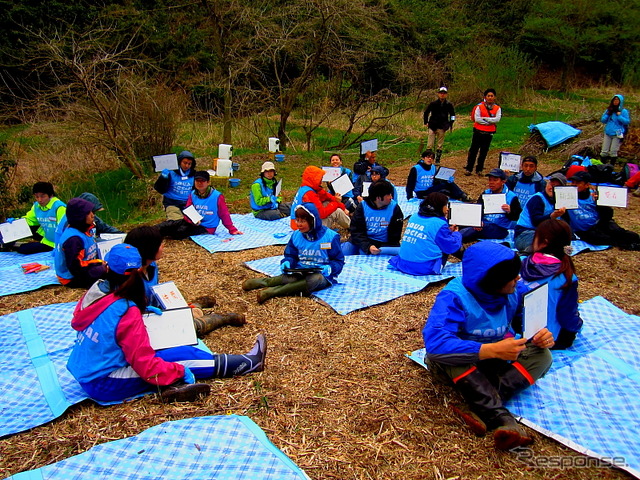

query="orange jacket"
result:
[290,166,346,229]
[472,102,501,133]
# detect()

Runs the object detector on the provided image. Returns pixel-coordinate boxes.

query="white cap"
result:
[438,86,448,93]
[261,161,276,172]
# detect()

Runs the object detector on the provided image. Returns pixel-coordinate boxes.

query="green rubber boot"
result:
[256,279,308,304]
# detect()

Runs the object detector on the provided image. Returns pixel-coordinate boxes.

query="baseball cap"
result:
[106,244,142,275]
[568,170,591,183]
[547,172,568,186]
[261,161,276,173]
[194,171,210,181]
[438,86,448,93]
[486,168,507,180]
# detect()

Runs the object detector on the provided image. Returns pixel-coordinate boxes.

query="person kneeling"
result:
[423,242,554,450]
[243,203,344,304]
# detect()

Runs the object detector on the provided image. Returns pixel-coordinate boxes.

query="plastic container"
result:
[232,162,240,171]
[216,159,233,177]
[229,178,241,188]
[218,144,233,159]
[275,154,285,162]
[268,137,280,153]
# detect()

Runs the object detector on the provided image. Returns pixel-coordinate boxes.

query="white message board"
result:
[554,186,578,210]
[449,203,482,227]
[183,205,204,224]
[275,179,282,197]
[97,236,125,261]
[524,283,549,340]
[0,218,32,243]
[151,281,189,310]
[482,193,507,214]
[360,139,378,154]
[330,174,355,196]
[597,186,627,208]
[361,182,372,198]
[143,307,197,350]
[499,152,521,172]
[322,167,342,182]
[435,166,455,181]
[153,153,179,172]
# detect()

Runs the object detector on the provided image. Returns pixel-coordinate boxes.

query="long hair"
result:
[125,226,162,264]
[106,269,147,311]
[533,219,576,290]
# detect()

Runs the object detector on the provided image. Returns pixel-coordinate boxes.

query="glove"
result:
[161,169,170,178]
[5,218,14,224]
[448,175,455,182]
[271,195,279,204]
[321,265,331,277]
[146,305,163,316]
[183,367,195,384]
[276,196,282,203]
[280,260,291,273]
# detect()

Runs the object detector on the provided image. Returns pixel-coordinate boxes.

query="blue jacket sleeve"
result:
[282,237,300,267]
[434,224,462,254]
[556,279,583,333]
[422,290,483,366]
[326,234,345,283]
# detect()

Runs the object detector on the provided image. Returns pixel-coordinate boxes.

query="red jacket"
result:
[290,166,346,230]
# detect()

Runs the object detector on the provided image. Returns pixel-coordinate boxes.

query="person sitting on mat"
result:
[17,182,66,255]
[249,161,292,220]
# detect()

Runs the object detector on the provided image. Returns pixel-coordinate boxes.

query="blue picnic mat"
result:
[6,415,311,480]
[0,303,213,438]
[191,214,292,253]
[0,251,60,297]
[529,121,582,148]
[245,254,461,315]
[408,296,640,478]
[478,230,610,255]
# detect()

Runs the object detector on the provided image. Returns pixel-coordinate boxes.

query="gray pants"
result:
[601,134,622,158]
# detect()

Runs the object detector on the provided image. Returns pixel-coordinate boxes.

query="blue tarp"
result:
[529,121,581,148]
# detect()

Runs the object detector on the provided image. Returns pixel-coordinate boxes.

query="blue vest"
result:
[520,273,577,340]
[511,177,538,206]
[290,228,338,268]
[67,296,134,383]
[568,194,599,232]
[35,199,66,245]
[445,278,518,344]
[483,186,517,229]
[414,165,436,192]
[164,171,195,203]
[54,227,99,280]
[398,214,446,265]
[290,186,314,221]
[517,192,553,230]
[362,200,396,242]
[250,178,278,211]
[189,189,222,229]
[338,166,354,198]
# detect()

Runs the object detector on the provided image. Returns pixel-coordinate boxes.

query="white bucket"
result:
[216,159,233,177]
[218,144,233,159]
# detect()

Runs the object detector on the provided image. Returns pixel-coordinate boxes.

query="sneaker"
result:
[246,333,267,373]
[160,382,211,403]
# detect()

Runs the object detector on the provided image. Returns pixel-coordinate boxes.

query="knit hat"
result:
[261,161,276,173]
[547,172,568,186]
[105,244,142,275]
[177,150,195,161]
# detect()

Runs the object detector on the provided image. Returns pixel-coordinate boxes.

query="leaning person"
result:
[423,242,554,450]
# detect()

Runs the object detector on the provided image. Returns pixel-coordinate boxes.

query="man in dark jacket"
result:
[423,87,456,165]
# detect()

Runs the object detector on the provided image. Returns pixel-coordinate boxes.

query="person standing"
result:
[423,87,456,165]
[465,89,502,176]
[600,94,630,166]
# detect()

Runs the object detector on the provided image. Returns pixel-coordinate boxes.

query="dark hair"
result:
[533,219,576,290]
[522,156,537,166]
[125,226,163,264]
[33,182,55,197]
[483,88,496,97]
[329,153,342,162]
[368,180,394,200]
[479,255,521,294]
[421,149,435,159]
[294,206,315,228]
[608,96,621,112]
[106,269,147,311]
[421,192,449,216]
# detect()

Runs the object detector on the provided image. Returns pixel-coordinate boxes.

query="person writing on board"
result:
[423,242,554,450]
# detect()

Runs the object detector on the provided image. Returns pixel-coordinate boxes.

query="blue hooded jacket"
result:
[600,94,630,137]
[423,242,521,366]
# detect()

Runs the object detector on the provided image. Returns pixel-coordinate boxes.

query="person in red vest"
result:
[465,89,502,176]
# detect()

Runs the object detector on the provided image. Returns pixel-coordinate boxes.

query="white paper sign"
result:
[360,139,378,154]
[143,307,197,350]
[151,281,189,310]
[322,167,342,182]
[361,182,372,198]
[183,205,204,224]
[97,236,125,260]
[482,193,507,214]
[597,186,627,208]
[499,152,521,172]
[524,283,549,340]
[0,218,32,243]
[99,233,126,241]
[554,186,579,210]
[330,174,355,196]
[449,203,482,227]
[153,153,179,172]
[275,179,282,197]
[435,166,455,181]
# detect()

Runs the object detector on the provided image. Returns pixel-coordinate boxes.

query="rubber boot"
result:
[493,411,533,450]
[191,295,217,309]
[213,333,267,377]
[257,279,308,304]
[242,276,284,291]
[435,149,442,165]
[194,313,247,338]
[495,362,535,402]
[160,382,211,403]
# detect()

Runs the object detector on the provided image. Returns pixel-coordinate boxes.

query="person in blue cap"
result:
[67,243,267,403]
[423,242,554,450]
[153,150,197,220]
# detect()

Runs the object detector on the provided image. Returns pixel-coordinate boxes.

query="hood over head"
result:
[66,197,95,231]
[78,192,103,212]
[301,165,326,190]
[294,202,325,240]
[612,94,625,108]
[177,150,197,172]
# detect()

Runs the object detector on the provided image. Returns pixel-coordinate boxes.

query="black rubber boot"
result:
[160,382,211,403]
[257,279,308,304]
[493,411,533,450]
[194,313,247,337]
[435,149,442,165]
[242,276,284,291]
[191,295,217,309]
[496,363,535,402]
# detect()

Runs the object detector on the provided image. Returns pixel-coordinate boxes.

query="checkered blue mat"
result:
[245,254,461,315]
[191,214,292,253]
[480,230,610,255]
[0,251,60,297]
[408,296,640,478]
[6,415,311,480]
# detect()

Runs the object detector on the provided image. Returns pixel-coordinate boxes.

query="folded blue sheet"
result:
[7,415,311,480]
[529,121,582,148]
